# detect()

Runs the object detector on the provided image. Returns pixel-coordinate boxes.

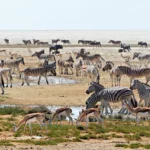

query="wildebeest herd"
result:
[1,37,150,131]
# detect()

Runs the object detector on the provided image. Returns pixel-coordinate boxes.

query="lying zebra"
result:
[133,52,150,67]
[85,82,137,115]
[20,62,56,86]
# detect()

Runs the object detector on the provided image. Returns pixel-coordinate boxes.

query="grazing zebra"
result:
[58,55,74,74]
[108,40,121,45]
[4,38,9,45]
[32,50,56,62]
[20,61,56,86]
[0,72,4,94]
[5,57,25,74]
[102,61,121,86]
[133,52,150,67]
[85,82,137,115]
[116,66,150,86]
[0,68,13,88]
[130,80,150,107]
[138,41,148,48]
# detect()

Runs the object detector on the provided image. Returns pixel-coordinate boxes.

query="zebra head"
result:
[130,79,138,90]
[86,82,104,94]
[102,61,114,71]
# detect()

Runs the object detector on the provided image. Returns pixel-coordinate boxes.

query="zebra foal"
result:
[20,62,56,86]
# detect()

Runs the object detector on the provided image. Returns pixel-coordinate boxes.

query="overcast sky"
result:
[0,0,149,30]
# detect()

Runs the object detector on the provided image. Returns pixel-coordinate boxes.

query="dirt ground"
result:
[0,46,149,150]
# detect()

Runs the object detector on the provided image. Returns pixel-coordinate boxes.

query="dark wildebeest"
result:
[52,39,60,44]
[138,41,148,48]
[22,40,31,45]
[78,40,84,44]
[4,38,9,45]
[33,39,40,45]
[90,41,101,48]
[61,40,71,44]
[49,45,63,54]
[108,40,121,45]
[120,43,131,51]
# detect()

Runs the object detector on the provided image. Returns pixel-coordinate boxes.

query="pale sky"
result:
[0,0,150,30]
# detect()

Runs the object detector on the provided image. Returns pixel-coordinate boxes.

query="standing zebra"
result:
[32,50,56,62]
[5,57,25,74]
[116,66,150,86]
[0,68,13,88]
[133,52,150,67]
[85,82,137,115]
[20,62,56,86]
[130,80,150,107]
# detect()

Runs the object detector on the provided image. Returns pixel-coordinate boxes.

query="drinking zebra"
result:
[20,61,56,86]
[85,82,137,115]
[32,50,56,62]
[0,68,13,88]
[133,52,150,67]
[5,57,25,74]
[116,66,150,86]
[130,79,150,107]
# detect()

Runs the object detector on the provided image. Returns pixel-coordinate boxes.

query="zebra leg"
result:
[38,76,41,85]
[138,98,143,106]
[25,76,29,86]
[45,76,49,84]
[1,86,4,95]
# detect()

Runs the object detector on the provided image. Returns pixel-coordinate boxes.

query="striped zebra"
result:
[116,66,150,86]
[133,52,150,67]
[0,60,4,68]
[5,57,25,74]
[85,82,137,115]
[0,68,13,88]
[0,72,4,94]
[130,79,150,107]
[20,61,56,86]
[32,50,56,62]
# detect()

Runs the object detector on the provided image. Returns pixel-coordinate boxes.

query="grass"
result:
[0,140,14,146]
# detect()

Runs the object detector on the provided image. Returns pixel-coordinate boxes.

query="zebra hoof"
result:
[1,92,4,95]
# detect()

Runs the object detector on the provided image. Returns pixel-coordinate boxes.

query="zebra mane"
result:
[91,81,105,89]
[118,66,131,69]
[137,80,150,88]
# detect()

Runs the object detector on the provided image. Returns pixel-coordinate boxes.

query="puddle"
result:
[12,75,78,87]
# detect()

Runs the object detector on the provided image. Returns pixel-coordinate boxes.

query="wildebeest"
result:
[61,40,71,44]
[108,40,121,45]
[138,41,148,48]
[90,41,101,48]
[49,45,63,54]
[78,40,92,45]
[4,38,9,45]
[22,40,31,45]
[52,39,60,44]
[120,43,131,51]
[78,40,84,44]
[33,39,40,45]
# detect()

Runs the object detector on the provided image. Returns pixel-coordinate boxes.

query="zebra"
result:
[0,68,13,88]
[130,79,150,107]
[116,66,150,86]
[0,60,5,68]
[20,61,56,86]
[58,55,74,74]
[133,52,150,67]
[102,61,121,86]
[5,57,25,74]
[85,82,137,115]
[0,72,4,94]
[32,50,56,62]
[75,59,83,76]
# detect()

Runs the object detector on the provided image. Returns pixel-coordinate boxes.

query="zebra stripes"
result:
[85,82,137,115]
[116,66,150,85]
[5,57,25,74]
[130,79,150,107]
[20,61,56,86]
[0,72,4,94]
